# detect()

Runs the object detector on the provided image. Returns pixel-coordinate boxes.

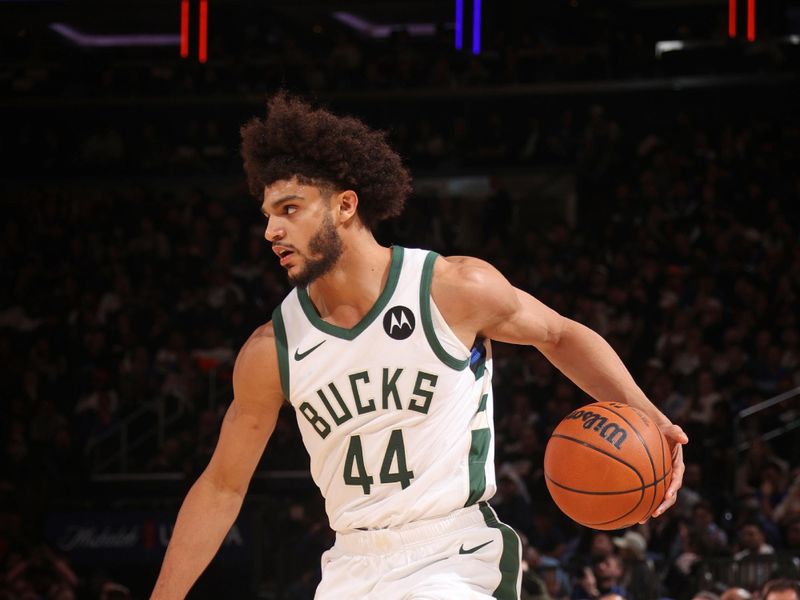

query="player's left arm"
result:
[433,255,688,519]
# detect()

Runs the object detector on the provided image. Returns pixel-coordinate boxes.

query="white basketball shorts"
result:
[315,502,521,600]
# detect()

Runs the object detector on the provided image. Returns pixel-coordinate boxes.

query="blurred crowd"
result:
[2,82,800,599]
[0,542,131,600]
[2,104,582,180]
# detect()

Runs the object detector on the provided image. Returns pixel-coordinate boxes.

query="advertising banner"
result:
[45,509,252,564]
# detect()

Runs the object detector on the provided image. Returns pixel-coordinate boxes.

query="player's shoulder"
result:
[234,321,278,376]
[432,254,503,291]
[245,321,276,345]
[233,321,285,403]
[429,254,517,327]
[425,252,525,341]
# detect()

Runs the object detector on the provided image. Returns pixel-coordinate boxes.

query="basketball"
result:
[544,401,672,530]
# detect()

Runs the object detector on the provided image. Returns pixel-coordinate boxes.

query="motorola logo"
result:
[383,306,416,340]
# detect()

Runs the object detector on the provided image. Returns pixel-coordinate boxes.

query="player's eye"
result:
[285,205,297,215]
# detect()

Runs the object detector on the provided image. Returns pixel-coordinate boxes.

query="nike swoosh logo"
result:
[459,540,493,555]
[294,340,326,361]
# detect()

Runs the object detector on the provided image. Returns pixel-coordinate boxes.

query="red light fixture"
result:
[180,0,189,57]
[180,0,209,62]
[199,0,208,63]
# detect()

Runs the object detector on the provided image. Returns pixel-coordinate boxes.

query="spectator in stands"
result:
[540,563,570,600]
[773,474,800,527]
[687,371,722,427]
[570,565,601,600]
[781,518,800,552]
[757,460,790,521]
[492,469,534,542]
[733,522,775,560]
[528,508,569,562]
[676,462,704,516]
[590,532,616,562]
[761,579,800,600]
[720,588,752,600]
[691,501,729,552]
[568,552,633,600]
[664,525,713,600]
[586,554,627,599]
[736,440,789,498]
[1,544,79,600]
[612,531,660,599]
[520,536,555,600]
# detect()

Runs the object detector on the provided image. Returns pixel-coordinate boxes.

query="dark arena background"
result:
[2,0,800,598]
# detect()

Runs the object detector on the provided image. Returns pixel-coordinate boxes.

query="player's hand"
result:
[641,422,688,522]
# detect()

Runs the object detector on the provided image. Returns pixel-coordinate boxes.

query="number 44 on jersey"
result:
[343,429,413,494]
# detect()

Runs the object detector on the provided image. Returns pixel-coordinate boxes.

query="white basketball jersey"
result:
[272,247,496,532]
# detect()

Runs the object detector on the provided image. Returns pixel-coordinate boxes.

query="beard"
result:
[288,211,344,288]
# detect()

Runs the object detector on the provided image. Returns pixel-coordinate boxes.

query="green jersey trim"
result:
[271,306,290,400]
[465,427,491,506]
[420,252,470,371]
[296,246,404,340]
[479,503,522,600]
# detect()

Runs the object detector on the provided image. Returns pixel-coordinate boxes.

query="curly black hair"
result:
[240,93,412,231]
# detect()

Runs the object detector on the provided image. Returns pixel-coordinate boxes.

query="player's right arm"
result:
[151,323,284,600]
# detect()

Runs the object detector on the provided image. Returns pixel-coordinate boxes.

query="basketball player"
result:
[150,94,688,599]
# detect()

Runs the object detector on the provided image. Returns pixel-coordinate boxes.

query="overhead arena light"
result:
[49,23,180,47]
[331,12,438,39]
[655,40,685,58]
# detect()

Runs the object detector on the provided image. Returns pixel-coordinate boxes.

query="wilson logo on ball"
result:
[565,409,628,450]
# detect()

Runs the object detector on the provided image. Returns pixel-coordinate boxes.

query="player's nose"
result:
[264,221,285,242]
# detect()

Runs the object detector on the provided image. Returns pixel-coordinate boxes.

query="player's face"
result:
[262,179,344,287]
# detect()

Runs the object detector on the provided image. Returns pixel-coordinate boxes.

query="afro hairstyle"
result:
[240,93,412,231]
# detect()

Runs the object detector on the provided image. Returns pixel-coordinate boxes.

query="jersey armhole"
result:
[420,252,470,371]
[271,305,290,400]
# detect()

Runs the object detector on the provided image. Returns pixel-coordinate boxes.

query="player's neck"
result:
[306,236,392,325]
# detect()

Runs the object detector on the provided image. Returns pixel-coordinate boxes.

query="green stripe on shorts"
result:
[479,502,521,600]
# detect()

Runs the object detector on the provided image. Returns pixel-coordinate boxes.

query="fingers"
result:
[666,445,685,496]
[664,424,689,445]
[652,444,685,518]
[640,425,687,523]
[653,495,676,519]
[638,422,689,522]
[654,484,678,517]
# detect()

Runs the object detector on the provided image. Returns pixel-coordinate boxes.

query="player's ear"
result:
[336,190,359,224]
